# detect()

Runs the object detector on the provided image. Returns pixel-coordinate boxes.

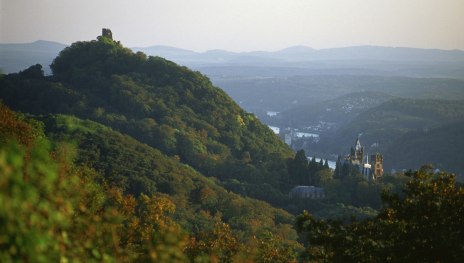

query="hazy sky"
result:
[1,0,463,52]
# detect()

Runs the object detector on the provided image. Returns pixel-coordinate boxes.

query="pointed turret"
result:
[350,135,364,164]
[355,136,362,151]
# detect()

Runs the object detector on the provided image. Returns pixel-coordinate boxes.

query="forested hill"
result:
[383,121,464,173]
[0,32,303,260]
[0,103,301,261]
[0,33,293,201]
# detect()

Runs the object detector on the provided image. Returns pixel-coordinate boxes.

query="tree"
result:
[296,166,464,262]
[341,162,351,179]
[314,169,333,186]
[324,159,329,169]
[185,222,239,262]
[288,150,309,185]
[334,156,343,180]
[376,166,464,262]
[19,64,44,79]
[308,156,318,175]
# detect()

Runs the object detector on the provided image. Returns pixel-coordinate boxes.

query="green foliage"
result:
[313,169,333,185]
[39,114,299,253]
[185,222,239,262]
[287,150,309,185]
[0,110,189,261]
[287,150,331,187]
[242,231,300,263]
[186,225,302,263]
[0,34,293,202]
[0,103,44,146]
[311,203,378,221]
[0,66,86,115]
[0,141,66,262]
[50,37,142,83]
[322,174,409,210]
[0,105,302,262]
[0,140,189,261]
[0,35,301,234]
[296,167,464,262]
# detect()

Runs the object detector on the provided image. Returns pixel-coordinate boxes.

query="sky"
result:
[1,0,463,52]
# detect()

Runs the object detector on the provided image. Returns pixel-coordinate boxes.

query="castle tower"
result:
[102,28,113,40]
[370,153,384,179]
[350,136,363,164]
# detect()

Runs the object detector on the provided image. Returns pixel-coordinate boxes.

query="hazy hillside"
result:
[215,75,464,115]
[383,121,464,173]
[313,98,464,171]
[0,40,67,74]
[139,45,464,79]
[272,91,394,129]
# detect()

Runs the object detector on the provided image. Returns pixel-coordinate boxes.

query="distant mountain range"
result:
[133,45,464,63]
[2,40,464,77]
[0,40,67,74]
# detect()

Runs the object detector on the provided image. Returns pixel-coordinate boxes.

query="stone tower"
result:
[370,153,384,179]
[102,28,113,40]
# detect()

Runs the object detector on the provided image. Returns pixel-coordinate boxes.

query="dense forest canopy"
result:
[0,33,293,200]
[296,166,464,262]
[0,104,301,261]
[0,32,303,261]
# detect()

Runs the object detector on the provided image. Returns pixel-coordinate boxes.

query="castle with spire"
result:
[336,136,384,180]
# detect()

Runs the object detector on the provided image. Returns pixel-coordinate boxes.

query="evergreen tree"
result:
[341,162,351,180]
[288,150,309,185]
[334,155,342,180]
[307,156,318,180]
